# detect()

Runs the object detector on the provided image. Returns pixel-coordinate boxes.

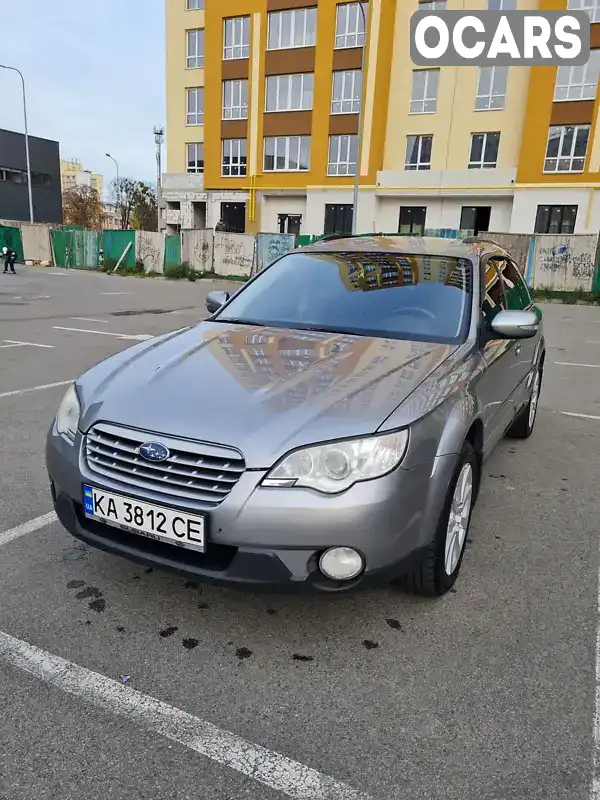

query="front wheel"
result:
[507,363,543,440]
[399,441,478,597]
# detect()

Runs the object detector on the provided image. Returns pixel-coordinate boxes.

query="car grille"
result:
[85,422,245,508]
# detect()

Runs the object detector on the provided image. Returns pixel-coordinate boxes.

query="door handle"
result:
[515,342,521,356]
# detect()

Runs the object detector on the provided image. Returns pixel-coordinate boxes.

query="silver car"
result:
[46,236,544,596]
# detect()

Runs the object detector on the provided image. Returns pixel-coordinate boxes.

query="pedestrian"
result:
[2,246,16,274]
[215,218,227,232]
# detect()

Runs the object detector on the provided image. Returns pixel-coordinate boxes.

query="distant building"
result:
[60,159,104,201]
[102,202,121,230]
[0,128,62,224]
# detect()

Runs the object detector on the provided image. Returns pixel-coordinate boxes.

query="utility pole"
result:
[0,64,34,223]
[154,126,164,232]
[105,153,120,226]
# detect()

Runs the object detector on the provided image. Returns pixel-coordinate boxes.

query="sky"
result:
[0,0,165,199]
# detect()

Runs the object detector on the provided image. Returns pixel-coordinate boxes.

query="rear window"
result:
[216,251,473,345]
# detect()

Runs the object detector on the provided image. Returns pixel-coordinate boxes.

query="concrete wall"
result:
[213,232,255,277]
[181,228,214,272]
[260,196,306,234]
[135,230,165,274]
[21,224,53,263]
[487,232,532,274]
[530,235,598,292]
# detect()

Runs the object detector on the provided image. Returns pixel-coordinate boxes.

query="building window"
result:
[335,3,368,49]
[488,0,516,8]
[328,134,358,176]
[475,66,508,110]
[223,79,248,119]
[399,207,426,234]
[554,51,600,101]
[568,0,600,22]
[544,124,589,172]
[187,143,204,174]
[224,16,250,60]
[405,135,432,170]
[410,69,439,114]
[331,70,362,114]
[187,0,204,8]
[265,73,314,112]
[264,136,311,171]
[469,132,500,169]
[534,205,578,234]
[187,29,204,68]
[324,204,353,235]
[278,214,302,235]
[267,8,317,50]
[418,0,446,8]
[460,206,491,235]
[222,139,247,177]
[186,87,204,125]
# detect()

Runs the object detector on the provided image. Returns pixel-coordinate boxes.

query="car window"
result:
[481,260,506,324]
[215,250,473,345]
[496,257,532,310]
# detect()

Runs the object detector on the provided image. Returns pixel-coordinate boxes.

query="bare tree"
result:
[109,177,138,229]
[62,185,104,229]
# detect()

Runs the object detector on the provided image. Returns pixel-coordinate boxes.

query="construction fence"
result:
[2,218,600,291]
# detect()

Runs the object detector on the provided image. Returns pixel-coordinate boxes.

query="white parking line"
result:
[101,292,129,296]
[0,630,372,800]
[562,411,600,421]
[554,361,600,369]
[53,326,152,342]
[3,340,55,349]
[0,380,72,400]
[71,317,108,323]
[0,512,56,548]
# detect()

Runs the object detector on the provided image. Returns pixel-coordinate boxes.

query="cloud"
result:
[0,0,165,195]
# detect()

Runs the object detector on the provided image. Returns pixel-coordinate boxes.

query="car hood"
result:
[78,322,455,468]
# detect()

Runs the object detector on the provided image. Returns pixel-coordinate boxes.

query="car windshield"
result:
[215,250,473,344]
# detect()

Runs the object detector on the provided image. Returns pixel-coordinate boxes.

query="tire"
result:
[398,441,478,597]
[506,362,543,440]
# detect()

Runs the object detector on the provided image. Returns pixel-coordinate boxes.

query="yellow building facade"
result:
[164,0,600,236]
[60,160,104,200]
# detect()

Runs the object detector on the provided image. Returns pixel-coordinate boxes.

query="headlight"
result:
[55,384,81,442]
[262,430,409,494]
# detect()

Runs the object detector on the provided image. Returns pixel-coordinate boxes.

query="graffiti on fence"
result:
[193,238,211,270]
[532,234,598,290]
[219,234,254,274]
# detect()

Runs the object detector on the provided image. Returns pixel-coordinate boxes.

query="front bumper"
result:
[47,426,457,593]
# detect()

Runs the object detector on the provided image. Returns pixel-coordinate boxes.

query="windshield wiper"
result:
[211,317,265,327]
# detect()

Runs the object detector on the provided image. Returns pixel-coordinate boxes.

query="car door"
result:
[496,256,541,396]
[476,257,518,456]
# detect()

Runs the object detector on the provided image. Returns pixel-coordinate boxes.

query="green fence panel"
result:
[0,225,24,262]
[73,230,101,268]
[102,230,136,268]
[50,230,73,267]
[164,235,182,269]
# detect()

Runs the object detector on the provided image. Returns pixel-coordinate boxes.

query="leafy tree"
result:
[131,182,158,231]
[62,185,103,229]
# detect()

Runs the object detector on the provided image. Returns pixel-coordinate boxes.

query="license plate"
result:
[83,485,205,553]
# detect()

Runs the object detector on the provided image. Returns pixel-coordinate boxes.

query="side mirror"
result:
[205,290,230,314]
[490,309,539,340]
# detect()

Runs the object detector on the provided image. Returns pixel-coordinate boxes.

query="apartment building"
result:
[60,160,104,200]
[163,0,600,237]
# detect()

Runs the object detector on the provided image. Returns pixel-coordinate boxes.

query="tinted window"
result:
[215,251,473,344]
[496,258,532,310]
[482,262,506,323]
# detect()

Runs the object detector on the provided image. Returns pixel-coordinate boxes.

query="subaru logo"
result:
[138,442,170,462]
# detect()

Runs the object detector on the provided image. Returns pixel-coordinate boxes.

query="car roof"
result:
[297,235,509,260]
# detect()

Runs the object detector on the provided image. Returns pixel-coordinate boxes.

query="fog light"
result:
[319,547,364,581]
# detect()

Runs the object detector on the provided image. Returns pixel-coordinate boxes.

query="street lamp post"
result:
[351,3,368,236]
[105,153,120,226]
[0,63,34,223]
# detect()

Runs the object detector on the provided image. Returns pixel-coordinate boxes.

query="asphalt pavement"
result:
[0,265,599,800]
